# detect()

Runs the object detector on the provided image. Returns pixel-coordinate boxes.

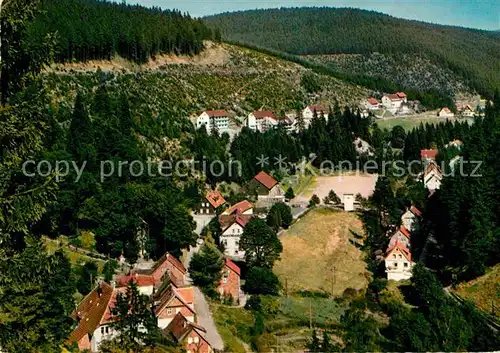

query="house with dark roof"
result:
[198,190,226,215]
[68,282,124,352]
[385,241,414,281]
[217,258,241,303]
[248,171,285,205]
[154,284,196,329]
[163,313,212,353]
[247,110,280,132]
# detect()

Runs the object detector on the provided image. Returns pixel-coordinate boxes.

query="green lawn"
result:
[376,116,474,131]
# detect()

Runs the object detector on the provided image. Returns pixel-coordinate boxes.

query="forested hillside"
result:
[29,0,216,62]
[205,7,500,97]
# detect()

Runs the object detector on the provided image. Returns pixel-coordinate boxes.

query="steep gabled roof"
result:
[68,282,114,343]
[396,92,407,98]
[368,97,379,105]
[204,109,229,117]
[254,171,279,190]
[153,253,186,275]
[385,241,412,262]
[154,284,195,316]
[223,200,253,215]
[399,226,411,238]
[440,107,452,114]
[225,258,241,276]
[205,190,226,209]
[164,313,208,344]
[386,93,402,101]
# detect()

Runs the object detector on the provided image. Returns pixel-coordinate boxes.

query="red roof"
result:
[254,171,279,190]
[68,282,115,344]
[219,214,252,231]
[155,284,195,316]
[153,252,186,275]
[386,94,402,101]
[205,190,226,209]
[117,273,155,288]
[385,240,412,262]
[420,149,438,160]
[396,92,407,98]
[440,107,452,113]
[410,206,422,217]
[399,226,411,238]
[204,109,229,117]
[164,313,208,344]
[252,110,278,120]
[225,258,241,276]
[368,97,379,105]
[223,200,253,215]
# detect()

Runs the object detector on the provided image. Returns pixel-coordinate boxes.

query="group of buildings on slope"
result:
[68,252,241,352]
[197,170,286,260]
[384,206,422,281]
[194,104,330,135]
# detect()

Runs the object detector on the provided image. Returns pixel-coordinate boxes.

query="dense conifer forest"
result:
[29,0,216,63]
[205,7,500,97]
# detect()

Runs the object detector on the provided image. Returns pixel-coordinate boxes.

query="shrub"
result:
[244,267,280,295]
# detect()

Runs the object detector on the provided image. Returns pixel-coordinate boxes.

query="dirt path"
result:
[193,287,225,350]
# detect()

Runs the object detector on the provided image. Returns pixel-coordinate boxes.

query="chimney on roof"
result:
[97,284,103,298]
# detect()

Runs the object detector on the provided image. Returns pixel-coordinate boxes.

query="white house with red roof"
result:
[116,272,155,296]
[196,110,230,134]
[221,200,254,216]
[382,92,407,113]
[198,190,226,215]
[247,110,279,132]
[385,241,414,281]
[401,206,422,232]
[251,171,285,205]
[438,107,454,118]
[423,162,442,191]
[365,97,381,110]
[219,213,252,259]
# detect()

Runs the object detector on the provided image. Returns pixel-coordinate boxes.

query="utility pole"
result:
[309,299,312,329]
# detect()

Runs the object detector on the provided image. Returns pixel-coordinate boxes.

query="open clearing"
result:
[274,208,369,295]
[454,263,500,318]
[376,115,474,131]
[294,174,378,203]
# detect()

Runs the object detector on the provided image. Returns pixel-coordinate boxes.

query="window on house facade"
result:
[399,254,402,259]
[167,308,172,315]
[404,262,408,267]
[105,326,109,334]
[393,254,396,259]
[194,337,199,343]
[101,327,105,335]
[394,262,398,267]
[188,337,193,344]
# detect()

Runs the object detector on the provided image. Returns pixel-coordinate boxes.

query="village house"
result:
[438,107,454,118]
[401,206,422,232]
[302,104,329,128]
[150,252,187,287]
[382,92,407,112]
[217,258,241,302]
[196,110,230,134]
[154,284,196,329]
[247,110,280,132]
[423,162,443,191]
[219,212,252,259]
[388,225,412,249]
[197,190,225,215]
[343,193,355,212]
[221,199,254,216]
[385,241,414,281]
[116,272,155,296]
[248,171,285,206]
[365,97,381,110]
[163,313,213,353]
[456,103,475,118]
[68,282,123,352]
